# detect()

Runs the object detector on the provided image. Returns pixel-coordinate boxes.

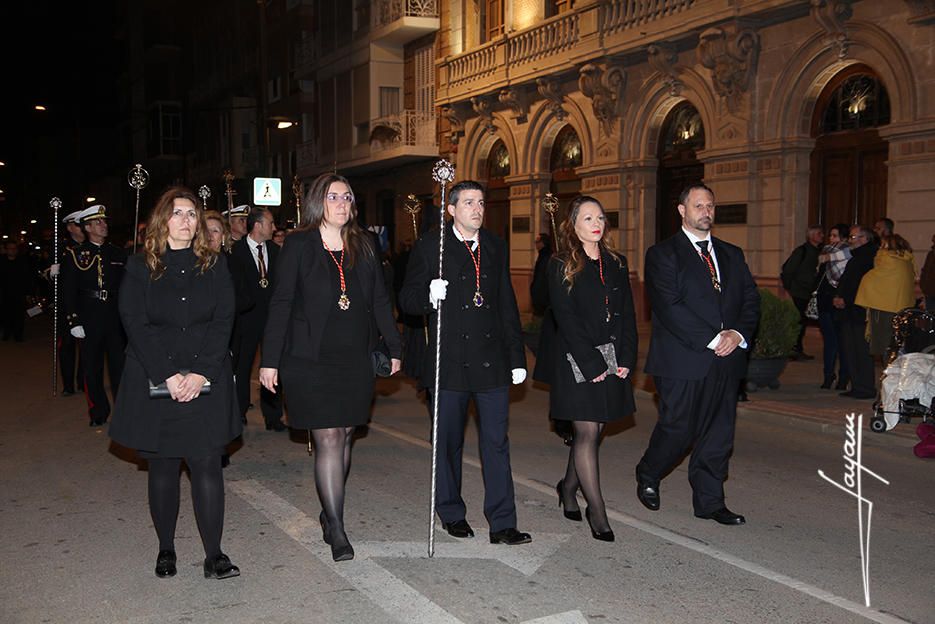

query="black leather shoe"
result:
[695,507,746,525]
[556,479,582,522]
[61,389,75,397]
[265,420,286,431]
[489,527,532,545]
[203,553,240,579]
[155,550,177,578]
[835,378,849,391]
[820,374,836,389]
[585,508,615,542]
[443,519,474,538]
[636,468,660,511]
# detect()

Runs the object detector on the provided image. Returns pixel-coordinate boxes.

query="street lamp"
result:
[86,196,96,203]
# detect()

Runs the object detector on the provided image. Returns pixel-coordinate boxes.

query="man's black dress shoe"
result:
[155,550,177,578]
[695,508,746,525]
[89,418,107,428]
[636,469,660,511]
[840,390,876,399]
[61,390,75,397]
[489,527,532,545]
[443,519,474,538]
[203,553,240,579]
[585,508,615,542]
[265,420,286,431]
[556,479,582,521]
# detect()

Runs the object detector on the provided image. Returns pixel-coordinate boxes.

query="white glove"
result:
[50,263,60,277]
[429,279,448,309]
[70,325,86,339]
[511,368,527,385]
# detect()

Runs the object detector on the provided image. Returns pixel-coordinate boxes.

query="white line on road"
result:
[368,422,912,624]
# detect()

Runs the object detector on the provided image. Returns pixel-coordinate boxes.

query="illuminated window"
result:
[550,125,582,171]
[661,101,705,155]
[819,74,890,134]
[487,141,511,179]
[481,0,503,44]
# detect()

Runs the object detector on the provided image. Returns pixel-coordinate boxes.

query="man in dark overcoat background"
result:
[635,184,759,525]
[399,180,531,546]
[229,206,284,430]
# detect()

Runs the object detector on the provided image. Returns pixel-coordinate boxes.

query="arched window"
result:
[819,73,890,134]
[660,101,705,156]
[549,125,582,172]
[656,101,705,242]
[487,140,511,180]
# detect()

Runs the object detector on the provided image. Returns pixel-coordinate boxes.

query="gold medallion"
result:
[259,278,269,289]
[338,293,350,310]
[473,291,484,307]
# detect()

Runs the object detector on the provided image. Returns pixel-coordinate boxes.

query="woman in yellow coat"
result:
[855,234,916,356]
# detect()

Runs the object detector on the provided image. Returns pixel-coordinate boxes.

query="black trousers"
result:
[232,323,282,425]
[59,330,83,394]
[1,296,25,341]
[435,386,517,532]
[792,296,809,352]
[81,322,125,421]
[840,320,876,396]
[638,358,737,515]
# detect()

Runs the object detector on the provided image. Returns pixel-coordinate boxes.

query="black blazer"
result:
[398,224,525,391]
[110,250,241,452]
[260,229,402,368]
[545,251,638,420]
[834,242,878,324]
[644,232,759,381]
[229,236,279,323]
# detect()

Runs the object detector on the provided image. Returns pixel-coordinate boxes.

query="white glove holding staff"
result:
[70,325,86,339]
[429,279,448,309]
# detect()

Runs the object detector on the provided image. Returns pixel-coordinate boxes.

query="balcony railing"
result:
[373,0,439,30]
[369,110,436,154]
[508,10,578,66]
[601,0,696,36]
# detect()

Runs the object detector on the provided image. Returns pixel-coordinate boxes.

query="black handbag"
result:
[371,349,392,377]
[149,370,212,399]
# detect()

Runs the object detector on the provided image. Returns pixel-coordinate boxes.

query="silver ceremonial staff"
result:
[292,175,303,225]
[198,185,211,211]
[428,159,455,558]
[51,197,62,396]
[403,193,428,345]
[542,192,560,251]
[128,164,150,254]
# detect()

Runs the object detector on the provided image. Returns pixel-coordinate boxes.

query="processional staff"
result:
[428,159,456,558]
[223,169,235,226]
[50,197,62,396]
[128,164,150,254]
[403,193,428,344]
[542,192,560,252]
[292,175,303,225]
[198,185,211,211]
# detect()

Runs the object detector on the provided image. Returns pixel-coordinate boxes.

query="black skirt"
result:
[280,265,374,430]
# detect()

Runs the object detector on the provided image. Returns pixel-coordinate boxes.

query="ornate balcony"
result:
[371,0,439,46]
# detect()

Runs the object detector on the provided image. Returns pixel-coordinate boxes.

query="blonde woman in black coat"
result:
[549,196,637,541]
[110,186,242,580]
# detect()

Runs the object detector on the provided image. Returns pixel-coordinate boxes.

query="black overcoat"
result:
[398,223,525,392]
[109,249,241,453]
[545,251,637,421]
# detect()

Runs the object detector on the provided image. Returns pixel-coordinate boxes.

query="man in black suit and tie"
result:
[636,184,759,525]
[399,180,531,546]
[229,206,284,430]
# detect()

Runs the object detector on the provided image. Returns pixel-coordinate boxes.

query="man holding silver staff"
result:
[400,180,531,546]
[222,204,250,242]
[52,210,86,396]
[60,204,127,426]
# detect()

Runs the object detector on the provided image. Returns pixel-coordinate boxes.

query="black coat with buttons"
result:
[399,223,525,392]
[109,249,242,453]
[544,251,637,421]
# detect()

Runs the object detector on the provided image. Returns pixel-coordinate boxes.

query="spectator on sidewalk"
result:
[855,234,916,358]
[816,223,852,390]
[920,233,935,312]
[873,217,894,244]
[530,232,553,318]
[833,225,878,400]
[0,241,31,342]
[781,225,823,360]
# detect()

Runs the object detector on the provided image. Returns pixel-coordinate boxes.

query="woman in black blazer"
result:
[110,186,242,579]
[548,196,637,542]
[259,173,401,562]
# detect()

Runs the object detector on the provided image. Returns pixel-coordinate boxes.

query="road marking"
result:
[368,422,912,624]
[521,611,588,624]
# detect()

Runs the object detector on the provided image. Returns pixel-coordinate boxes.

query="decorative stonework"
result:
[578,62,627,136]
[470,96,497,134]
[718,121,741,141]
[498,87,529,123]
[756,157,782,171]
[536,77,567,121]
[441,104,465,145]
[714,160,749,174]
[810,0,854,59]
[582,174,622,191]
[509,184,533,198]
[697,25,760,113]
[647,43,682,96]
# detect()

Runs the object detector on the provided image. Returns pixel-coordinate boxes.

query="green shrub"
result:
[752,288,800,359]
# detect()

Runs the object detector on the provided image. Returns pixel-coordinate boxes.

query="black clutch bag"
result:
[371,349,392,378]
[149,371,212,399]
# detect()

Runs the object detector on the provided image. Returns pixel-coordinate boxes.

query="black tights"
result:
[560,422,610,532]
[312,427,355,546]
[148,455,224,559]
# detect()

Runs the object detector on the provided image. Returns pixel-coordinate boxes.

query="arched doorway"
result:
[656,101,705,241]
[485,139,511,242]
[809,65,890,227]
[548,124,583,230]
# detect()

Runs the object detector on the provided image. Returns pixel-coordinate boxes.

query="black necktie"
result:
[257,244,268,285]
[696,241,721,292]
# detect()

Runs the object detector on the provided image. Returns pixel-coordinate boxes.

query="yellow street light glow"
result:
[30,219,37,224]
[0,161,5,166]
[20,230,27,235]
[2,235,7,239]
[276,121,294,129]
[86,196,96,203]
[35,105,47,111]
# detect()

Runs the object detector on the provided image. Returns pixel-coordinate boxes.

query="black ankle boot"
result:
[821,374,836,389]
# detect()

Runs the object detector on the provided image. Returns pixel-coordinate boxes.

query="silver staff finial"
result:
[198,185,211,209]
[432,159,455,184]
[128,163,149,190]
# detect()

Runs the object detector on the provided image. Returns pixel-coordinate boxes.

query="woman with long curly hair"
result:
[110,186,242,580]
[548,195,637,541]
[259,173,401,561]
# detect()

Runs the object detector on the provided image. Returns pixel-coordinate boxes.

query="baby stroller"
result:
[871,308,935,433]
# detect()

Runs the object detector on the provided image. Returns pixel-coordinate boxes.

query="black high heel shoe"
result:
[556,479,582,521]
[585,508,615,542]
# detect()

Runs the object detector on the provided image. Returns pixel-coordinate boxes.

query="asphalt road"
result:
[1,321,932,624]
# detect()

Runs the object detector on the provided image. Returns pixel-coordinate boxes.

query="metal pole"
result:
[51,197,62,396]
[542,192,560,252]
[428,159,455,558]
[403,194,428,344]
[128,164,150,254]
